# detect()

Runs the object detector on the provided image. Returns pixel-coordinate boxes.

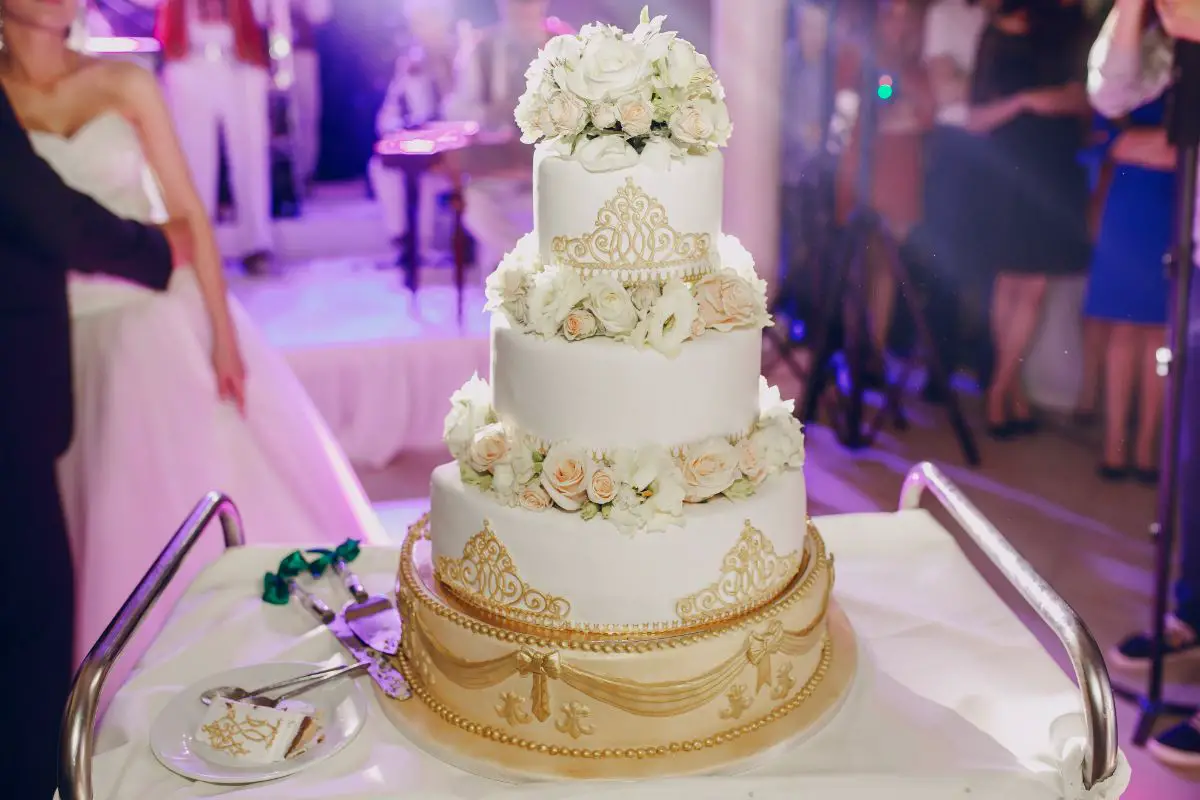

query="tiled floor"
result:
[355,373,1200,797]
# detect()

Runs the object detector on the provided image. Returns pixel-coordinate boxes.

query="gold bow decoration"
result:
[516,649,563,721]
[746,620,785,693]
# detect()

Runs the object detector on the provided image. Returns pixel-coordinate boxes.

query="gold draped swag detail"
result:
[407,574,832,722]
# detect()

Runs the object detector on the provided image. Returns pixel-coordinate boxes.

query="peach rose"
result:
[563,308,599,341]
[690,314,706,339]
[679,437,740,502]
[467,423,509,473]
[586,464,618,505]
[540,444,589,510]
[518,484,553,511]
[693,273,759,332]
[738,438,769,485]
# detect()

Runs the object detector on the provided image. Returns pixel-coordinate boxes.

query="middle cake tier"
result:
[491,314,763,451]
[429,461,809,632]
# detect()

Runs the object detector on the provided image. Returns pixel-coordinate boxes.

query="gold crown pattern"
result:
[550,178,713,281]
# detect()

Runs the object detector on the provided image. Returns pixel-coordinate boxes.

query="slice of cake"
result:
[196,698,324,764]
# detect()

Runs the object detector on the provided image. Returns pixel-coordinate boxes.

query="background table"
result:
[69,509,1127,800]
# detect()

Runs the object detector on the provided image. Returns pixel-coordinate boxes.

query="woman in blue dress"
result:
[1083,94,1174,482]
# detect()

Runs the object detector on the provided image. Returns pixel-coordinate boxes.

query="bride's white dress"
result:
[30,111,385,664]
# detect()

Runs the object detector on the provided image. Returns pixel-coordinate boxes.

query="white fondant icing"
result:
[534,145,723,281]
[490,314,763,451]
[430,461,808,628]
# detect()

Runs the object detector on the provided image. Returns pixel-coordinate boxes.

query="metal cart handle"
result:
[59,492,245,800]
[898,461,1118,790]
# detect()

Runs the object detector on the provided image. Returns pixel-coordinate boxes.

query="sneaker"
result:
[1108,615,1200,670]
[1148,714,1200,769]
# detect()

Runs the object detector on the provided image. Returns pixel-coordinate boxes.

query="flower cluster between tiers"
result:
[485,234,771,358]
[444,375,805,534]
[515,8,731,173]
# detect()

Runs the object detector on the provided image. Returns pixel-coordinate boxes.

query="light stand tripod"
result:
[1116,37,1200,746]
[796,1,981,466]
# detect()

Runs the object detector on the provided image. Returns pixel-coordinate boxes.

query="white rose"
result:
[515,91,547,143]
[758,378,796,422]
[491,441,537,503]
[678,437,740,502]
[739,437,769,485]
[617,94,654,137]
[669,98,732,148]
[517,484,553,511]
[527,268,587,338]
[443,374,492,461]
[557,33,649,102]
[467,422,509,473]
[639,136,683,171]
[693,271,762,332]
[629,278,699,358]
[591,102,619,130]
[750,418,806,472]
[629,282,661,314]
[662,39,701,89]
[540,444,590,511]
[484,256,531,325]
[575,135,640,173]
[563,308,600,341]
[586,463,618,505]
[585,275,639,336]
[547,90,588,136]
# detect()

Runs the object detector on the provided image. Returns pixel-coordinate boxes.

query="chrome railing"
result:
[59,492,245,800]
[898,461,1118,790]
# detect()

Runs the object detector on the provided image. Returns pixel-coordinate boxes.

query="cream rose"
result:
[591,102,619,130]
[517,484,553,511]
[547,90,588,136]
[563,308,600,340]
[540,444,590,511]
[585,275,639,336]
[443,374,492,461]
[669,98,732,148]
[690,315,706,339]
[586,463,618,505]
[693,272,761,331]
[679,437,740,502]
[617,94,654,137]
[738,437,769,485]
[575,135,640,173]
[629,282,661,314]
[556,32,649,102]
[467,422,509,473]
[526,267,587,338]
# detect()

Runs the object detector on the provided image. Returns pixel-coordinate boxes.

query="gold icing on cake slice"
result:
[550,178,713,280]
[434,521,572,625]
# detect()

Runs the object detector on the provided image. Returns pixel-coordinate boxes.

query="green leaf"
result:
[723,478,758,501]
[580,501,600,521]
[601,503,614,519]
[459,462,494,491]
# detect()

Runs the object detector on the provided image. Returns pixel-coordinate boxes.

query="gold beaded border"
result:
[397,514,834,652]
[392,633,833,760]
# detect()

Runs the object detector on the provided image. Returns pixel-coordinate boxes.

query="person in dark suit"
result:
[0,85,191,798]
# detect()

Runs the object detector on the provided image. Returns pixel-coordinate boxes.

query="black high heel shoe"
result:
[1097,463,1129,481]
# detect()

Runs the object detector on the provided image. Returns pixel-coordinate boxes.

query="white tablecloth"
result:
[73,510,1129,800]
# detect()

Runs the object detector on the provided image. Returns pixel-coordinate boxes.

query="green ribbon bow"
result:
[306,539,362,577]
[262,571,292,606]
[278,550,313,579]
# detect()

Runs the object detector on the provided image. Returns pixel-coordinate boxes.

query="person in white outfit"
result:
[442,0,570,284]
[368,0,457,258]
[131,0,276,274]
[289,0,332,191]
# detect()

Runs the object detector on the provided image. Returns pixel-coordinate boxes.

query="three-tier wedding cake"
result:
[387,10,856,779]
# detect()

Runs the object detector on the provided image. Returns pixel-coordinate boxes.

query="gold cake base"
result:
[376,518,858,782]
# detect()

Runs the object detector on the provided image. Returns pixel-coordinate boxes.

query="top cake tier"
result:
[514,11,731,286]
[533,147,723,284]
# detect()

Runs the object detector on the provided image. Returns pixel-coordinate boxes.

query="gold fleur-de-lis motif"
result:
[770,662,796,700]
[495,692,532,727]
[719,683,753,720]
[746,620,785,693]
[554,701,595,739]
[515,648,562,722]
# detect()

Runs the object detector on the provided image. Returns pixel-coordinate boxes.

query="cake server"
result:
[329,557,404,656]
[288,580,411,701]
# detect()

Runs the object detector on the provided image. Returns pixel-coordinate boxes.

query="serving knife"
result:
[329,557,404,656]
[288,579,411,701]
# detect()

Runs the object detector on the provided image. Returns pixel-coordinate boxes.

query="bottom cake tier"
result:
[382,514,857,780]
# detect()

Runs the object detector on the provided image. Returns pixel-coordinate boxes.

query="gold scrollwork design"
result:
[435,522,572,625]
[550,178,712,275]
[675,521,803,623]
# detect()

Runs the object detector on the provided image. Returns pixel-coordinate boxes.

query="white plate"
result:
[150,661,368,785]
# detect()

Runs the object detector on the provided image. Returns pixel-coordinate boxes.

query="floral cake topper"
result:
[515,7,732,172]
